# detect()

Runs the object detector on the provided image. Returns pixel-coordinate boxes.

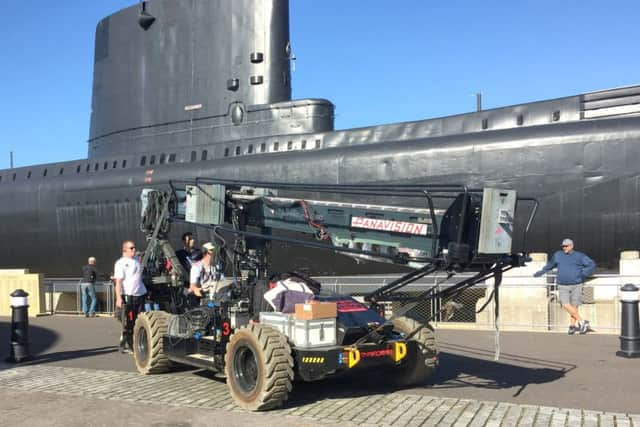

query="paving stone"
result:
[422,398,457,426]
[452,400,482,427]
[533,410,551,427]
[485,402,513,427]
[616,416,632,427]
[502,403,522,426]
[600,413,615,427]
[517,405,538,427]
[386,395,429,427]
[329,396,370,422]
[467,401,498,427]
[405,396,443,427]
[550,409,567,427]
[437,399,471,427]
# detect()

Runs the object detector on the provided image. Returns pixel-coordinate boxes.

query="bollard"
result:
[617,284,640,358]
[7,289,32,363]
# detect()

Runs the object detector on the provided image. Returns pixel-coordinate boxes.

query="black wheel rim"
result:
[232,341,258,394]
[136,327,149,364]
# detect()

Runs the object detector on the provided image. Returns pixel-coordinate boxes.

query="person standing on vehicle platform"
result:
[189,242,226,300]
[114,240,148,353]
[534,238,596,335]
[175,232,201,277]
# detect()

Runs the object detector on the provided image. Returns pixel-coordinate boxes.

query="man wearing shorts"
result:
[534,238,596,335]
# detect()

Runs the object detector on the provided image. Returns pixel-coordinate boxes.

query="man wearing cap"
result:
[189,242,225,299]
[534,238,596,334]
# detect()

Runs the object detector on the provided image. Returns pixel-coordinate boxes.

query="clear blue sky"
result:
[1,1,638,169]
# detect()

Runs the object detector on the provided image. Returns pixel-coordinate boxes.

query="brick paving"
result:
[0,365,637,426]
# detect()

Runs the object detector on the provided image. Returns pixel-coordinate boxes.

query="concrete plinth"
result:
[549,301,619,332]
[619,251,640,298]
[476,253,550,331]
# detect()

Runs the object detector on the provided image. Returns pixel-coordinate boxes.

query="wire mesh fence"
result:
[43,272,633,334]
[318,273,633,333]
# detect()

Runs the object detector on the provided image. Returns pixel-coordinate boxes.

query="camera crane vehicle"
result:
[130,178,536,410]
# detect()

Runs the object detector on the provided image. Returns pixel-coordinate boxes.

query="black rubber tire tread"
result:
[133,311,172,374]
[224,324,294,411]
[391,316,438,387]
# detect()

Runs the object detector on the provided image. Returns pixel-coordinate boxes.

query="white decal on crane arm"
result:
[350,216,429,236]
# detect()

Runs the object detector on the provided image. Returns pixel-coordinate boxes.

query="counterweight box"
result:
[478,188,516,254]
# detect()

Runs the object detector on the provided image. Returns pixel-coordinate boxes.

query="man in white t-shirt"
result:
[114,240,147,353]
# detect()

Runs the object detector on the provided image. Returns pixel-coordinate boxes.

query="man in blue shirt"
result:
[534,238,596,335]
[175,232,201,276]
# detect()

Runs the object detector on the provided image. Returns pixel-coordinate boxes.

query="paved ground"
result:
[1,315,639,426]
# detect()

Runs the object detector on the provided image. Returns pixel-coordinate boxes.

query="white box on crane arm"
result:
[185,184,225,225]
[478,188,517,254]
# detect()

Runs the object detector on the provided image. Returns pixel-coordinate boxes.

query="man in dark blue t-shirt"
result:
[80,257,100,317]
[534,238,596,335]
[175,232,202,279]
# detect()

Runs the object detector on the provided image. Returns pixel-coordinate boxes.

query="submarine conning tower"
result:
[88,0,334,159]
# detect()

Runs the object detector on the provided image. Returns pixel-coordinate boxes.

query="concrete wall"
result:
[619,251,640,295]
[476,253,550,331]
[473,251,640,333]
[45,288,80,314]
[0,270,46,317]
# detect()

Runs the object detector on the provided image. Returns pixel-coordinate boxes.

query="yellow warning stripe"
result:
[301,357,325,363]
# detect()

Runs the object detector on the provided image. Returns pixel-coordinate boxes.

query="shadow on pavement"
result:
[0,320,60,369]
[432,342,576,397]
[292,347,574,406]
[17,346,119,366]
[188,342,574,407]
[192,367,402,407]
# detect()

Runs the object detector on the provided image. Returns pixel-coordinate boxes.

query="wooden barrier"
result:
[0,270,46,317]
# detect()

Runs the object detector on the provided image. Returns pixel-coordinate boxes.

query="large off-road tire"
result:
[391,316,438,387]
[224,324,294,411]
[133,311,172,374]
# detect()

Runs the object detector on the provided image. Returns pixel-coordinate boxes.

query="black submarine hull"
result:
[2,113,639,275]
[1,0,639,275]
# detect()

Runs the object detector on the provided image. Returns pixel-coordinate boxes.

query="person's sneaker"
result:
[84,313,89,318]
[568,325,577,335]
[118,345,132,354]
[579,320,591,334]
[118,336,129,353]
[89,313,96,318]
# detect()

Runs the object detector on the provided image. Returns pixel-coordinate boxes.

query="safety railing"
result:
[42,278,114,315]
[41,273,632,333]
[318,273,634,334]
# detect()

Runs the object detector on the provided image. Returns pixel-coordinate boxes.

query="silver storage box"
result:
[293,318,337,348]
[259,312,293,338]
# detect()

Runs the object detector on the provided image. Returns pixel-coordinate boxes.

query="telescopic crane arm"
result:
[140,179,535,308]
